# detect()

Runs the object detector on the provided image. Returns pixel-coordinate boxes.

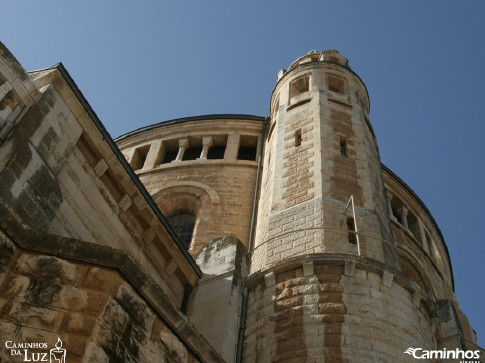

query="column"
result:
[199,136,213,159]
[174,138,188,162]
[386,191,394,219]
[399,205,409,229]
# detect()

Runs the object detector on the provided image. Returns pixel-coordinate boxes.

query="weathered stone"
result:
[15,254,80,285]
[101,299,130,336]
[0,233,15,274]
[83,341,109,363]
[61,313,96,336]
[8,302,62,330]
[0,275,31,301]
[82,267,118,292]
[115,283,154,331]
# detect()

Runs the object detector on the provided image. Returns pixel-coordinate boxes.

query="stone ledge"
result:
[135,158,258,177]
[246,252,432,314]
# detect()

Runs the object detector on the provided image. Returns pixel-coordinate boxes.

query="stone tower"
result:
[252,49,398,270]
[243,51,476,362]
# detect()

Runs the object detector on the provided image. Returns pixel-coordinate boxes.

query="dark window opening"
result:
[347,217,357,244]
[183,146,203,161]
[340,139,348,157]
[167,212,196,250]
[408,212,422,243]
[162,148,178,164]
[391,207,402,224]
[328,75,345,94]
[131,145,150,170]
[238,146,257,161]
[207,145,226,159]
[290,76,310,98]
[295,129,302,147]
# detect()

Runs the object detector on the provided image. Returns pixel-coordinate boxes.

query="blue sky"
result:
[3,1,484,347]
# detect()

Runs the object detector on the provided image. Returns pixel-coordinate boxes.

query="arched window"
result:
[167,212,196,250]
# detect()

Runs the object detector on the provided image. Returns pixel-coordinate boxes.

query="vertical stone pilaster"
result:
[144,140,163,169]
[386,190,394,219]
[224,134,240,161]
[400,205,409,229]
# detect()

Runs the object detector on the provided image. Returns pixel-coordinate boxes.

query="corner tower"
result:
[252,50,398,271]
[244,51,436,362]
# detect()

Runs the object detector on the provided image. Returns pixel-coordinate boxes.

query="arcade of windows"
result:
[387,191,444,270]
[129,134,258,171]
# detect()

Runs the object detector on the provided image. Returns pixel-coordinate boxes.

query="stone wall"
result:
[244,259,435,363]
[251,196,393,274]
[0,231,202,362]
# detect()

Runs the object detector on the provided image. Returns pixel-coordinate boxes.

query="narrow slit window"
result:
[295,129,302,147]
[340,139,348,157]
[347,217,357,244]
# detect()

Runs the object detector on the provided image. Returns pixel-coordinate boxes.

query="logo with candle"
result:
[49,338,66,363]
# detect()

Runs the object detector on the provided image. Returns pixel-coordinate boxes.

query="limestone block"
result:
[382,271,393,288]
[82,267,118,292]
[344,261,355,276]
[118,194,132,212]
[61,312,97,337]
[94,159,108,177]
[7,301,63,330]
[94,321,125,362]
[101,299,130,336]
[64,335,87,357]
[83,341,109,363]
[165,259,178,277]
[0,275,31,301]
[156,322,189,363]
[142,228,155,244]
[0,233,15,274]
[114,283,154,331]
[0,321,20,342]
[15,254,81,286]
[18,327,59,349]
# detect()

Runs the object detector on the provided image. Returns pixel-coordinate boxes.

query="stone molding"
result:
[245,253,433,313]
[151,181,221,204]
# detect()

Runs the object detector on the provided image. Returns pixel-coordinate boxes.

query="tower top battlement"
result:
[288,49,349,71]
